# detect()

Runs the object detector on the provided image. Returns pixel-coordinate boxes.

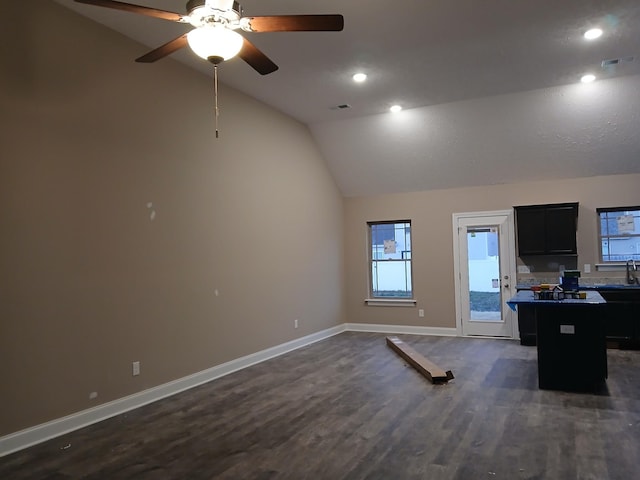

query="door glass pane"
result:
[467,227,502,322]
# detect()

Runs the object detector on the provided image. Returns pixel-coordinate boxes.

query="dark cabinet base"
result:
[535,304,607,391]
[517,304,537,346]
[606,338,640,350]
[600,290,638,347]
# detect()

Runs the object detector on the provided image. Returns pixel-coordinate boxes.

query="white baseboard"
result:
[1,322,459,457]
[345,322,458,337]
[0,324,345,457]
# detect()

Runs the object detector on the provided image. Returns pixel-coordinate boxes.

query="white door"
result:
[453,211,517,337]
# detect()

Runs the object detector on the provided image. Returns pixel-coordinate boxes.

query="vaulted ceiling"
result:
[55,0,640,196]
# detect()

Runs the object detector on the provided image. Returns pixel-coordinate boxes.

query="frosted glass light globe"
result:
[187,26,244,62]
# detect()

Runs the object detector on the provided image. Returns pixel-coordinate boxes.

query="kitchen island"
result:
[507,290,607,391]
[515,284,640,348]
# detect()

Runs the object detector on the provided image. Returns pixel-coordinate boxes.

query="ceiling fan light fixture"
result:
[187,25,244,62]
[353,73,367,83]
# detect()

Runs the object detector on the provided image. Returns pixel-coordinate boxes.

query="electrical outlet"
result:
[418,309,425,318]
[89,391,98,400]
[132,361,140,376]
[294,319,299,329]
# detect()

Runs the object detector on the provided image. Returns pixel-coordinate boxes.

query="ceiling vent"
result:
[601,56,634,68]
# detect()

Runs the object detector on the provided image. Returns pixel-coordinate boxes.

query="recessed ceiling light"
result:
[390,105,402,113]
[584,28,603,40]
[352,73,367,83]
[581,74,596,83]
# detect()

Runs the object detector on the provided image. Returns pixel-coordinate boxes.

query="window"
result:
[597,206,640,262]
[369,221,412,298]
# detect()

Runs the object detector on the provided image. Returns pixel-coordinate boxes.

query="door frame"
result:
[452,209,518,338]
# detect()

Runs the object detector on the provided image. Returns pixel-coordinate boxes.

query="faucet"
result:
[627,259,639,285]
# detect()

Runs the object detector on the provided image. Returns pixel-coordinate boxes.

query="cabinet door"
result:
[516,208,546,255]
[517,304,537,345]
[599,290,637,343]
[546,204,577,254]
[604,303,634,340]
[634,302,640,342]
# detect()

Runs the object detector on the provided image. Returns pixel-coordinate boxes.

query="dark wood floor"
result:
[2,332,640,479]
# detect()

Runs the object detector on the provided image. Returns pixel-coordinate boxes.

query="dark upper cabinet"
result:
[515,202,578,255]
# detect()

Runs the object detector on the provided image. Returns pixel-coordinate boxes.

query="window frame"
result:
[596,206,640,263]
[366,220,414,304]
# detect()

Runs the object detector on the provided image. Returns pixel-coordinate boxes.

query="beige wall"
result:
[344,174,640,328]
[2,0,637,442]
[0,1,344,436]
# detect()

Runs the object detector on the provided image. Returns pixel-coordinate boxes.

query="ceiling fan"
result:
[74,0,345,75]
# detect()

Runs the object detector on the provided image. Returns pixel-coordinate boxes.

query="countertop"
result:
[580,284,640,291]
[507,290,606,311]
[516,284,640,291]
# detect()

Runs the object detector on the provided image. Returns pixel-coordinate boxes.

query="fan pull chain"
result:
[214,64,219,139]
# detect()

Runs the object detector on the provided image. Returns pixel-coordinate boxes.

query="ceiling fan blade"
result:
[135,34,189,63]
[238,37,279,75]
[245,14,344,33]
[74,0,185,22]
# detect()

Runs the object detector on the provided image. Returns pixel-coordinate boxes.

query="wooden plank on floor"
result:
[386,336,454,384]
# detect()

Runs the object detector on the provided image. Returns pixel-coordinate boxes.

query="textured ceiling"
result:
[54,0,640,196]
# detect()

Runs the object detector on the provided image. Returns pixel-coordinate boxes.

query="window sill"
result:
[365,298,417,307]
